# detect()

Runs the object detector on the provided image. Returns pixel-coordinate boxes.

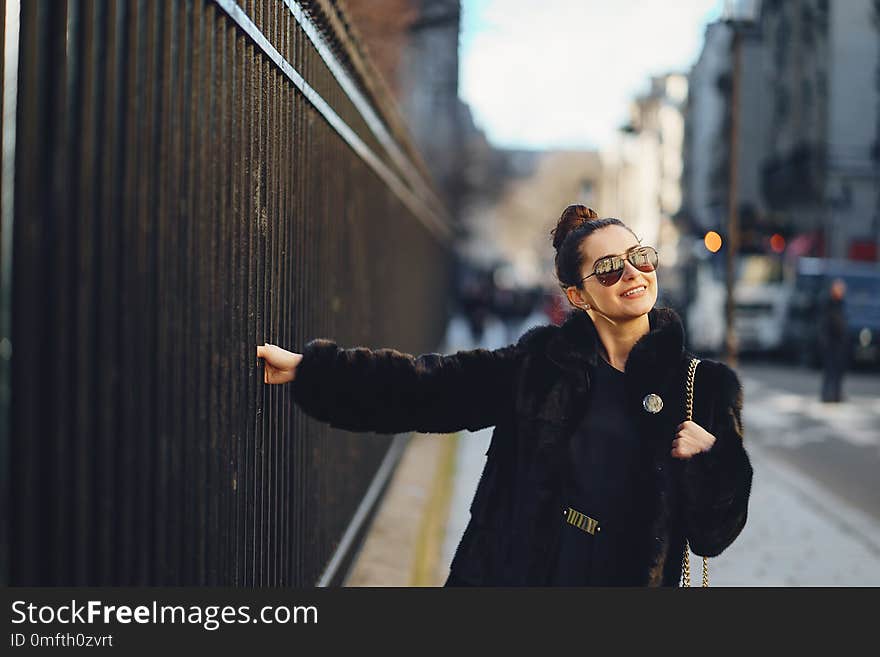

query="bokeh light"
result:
[770,233,786,253]
[704,231,722,253]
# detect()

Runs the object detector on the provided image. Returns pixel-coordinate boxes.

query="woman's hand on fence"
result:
[671,420,716,459]
[256,344,303,384]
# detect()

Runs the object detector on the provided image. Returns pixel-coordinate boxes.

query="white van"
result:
[732,254,792,354]
[686,253,792,356]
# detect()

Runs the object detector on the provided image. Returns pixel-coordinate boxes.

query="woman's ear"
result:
[581,291,595,310]
[565,285,592,311]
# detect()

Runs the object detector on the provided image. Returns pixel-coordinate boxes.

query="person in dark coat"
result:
[256,205,754,586]
[820,278,848,403]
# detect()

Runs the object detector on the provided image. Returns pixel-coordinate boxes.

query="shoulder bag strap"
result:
[680,357,710,587]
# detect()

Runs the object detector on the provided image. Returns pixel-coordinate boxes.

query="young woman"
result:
[256,204,753,586]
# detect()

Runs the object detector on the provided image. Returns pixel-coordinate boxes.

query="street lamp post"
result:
[722,0,761,368]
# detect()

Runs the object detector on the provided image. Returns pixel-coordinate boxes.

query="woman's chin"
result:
[616,293,655,318]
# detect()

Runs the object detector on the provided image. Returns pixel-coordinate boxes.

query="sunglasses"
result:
[581,246,659,287]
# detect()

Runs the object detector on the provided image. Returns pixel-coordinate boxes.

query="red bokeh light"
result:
[769,233,785,253]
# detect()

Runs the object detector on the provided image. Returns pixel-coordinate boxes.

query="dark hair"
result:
[551,204,639,290]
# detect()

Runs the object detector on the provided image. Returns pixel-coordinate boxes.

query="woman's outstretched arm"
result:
[677,362,754,557]
[257,339,522,435]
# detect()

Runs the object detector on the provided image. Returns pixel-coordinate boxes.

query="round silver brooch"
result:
[642,393,663,414]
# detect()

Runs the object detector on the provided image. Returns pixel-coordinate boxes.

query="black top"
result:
[821,297,847,349]
[549,356,653,586]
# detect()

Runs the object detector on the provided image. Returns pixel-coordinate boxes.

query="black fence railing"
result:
[1,0,454,586]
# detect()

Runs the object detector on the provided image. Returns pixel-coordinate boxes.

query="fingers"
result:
[671,431,714,459]
[263,366,279,385]
[675,423,715,448]
[671,435,698,457]
[258,344,271,384]
[256,344,301,370]
[671,437,687,458]
[257,343,301,385]
[258,344,279,384]
[671,445,696,459]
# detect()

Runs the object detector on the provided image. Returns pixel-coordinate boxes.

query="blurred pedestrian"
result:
[459,277,490,343]
[820,278,848,403]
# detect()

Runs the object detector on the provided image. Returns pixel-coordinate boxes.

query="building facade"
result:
[343,0,467,220]
[681,0,880,262]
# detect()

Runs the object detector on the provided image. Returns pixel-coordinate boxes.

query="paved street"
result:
[710,360,880,585]
[439,314,880,586]
[738,361,880,524]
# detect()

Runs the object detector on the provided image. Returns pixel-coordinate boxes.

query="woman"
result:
[256,205,753,586]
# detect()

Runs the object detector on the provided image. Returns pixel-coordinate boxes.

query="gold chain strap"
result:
[680,357,709,588]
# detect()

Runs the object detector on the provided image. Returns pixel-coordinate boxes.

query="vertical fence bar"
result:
[0,0,20,587]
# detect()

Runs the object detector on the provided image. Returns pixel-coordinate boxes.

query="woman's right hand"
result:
[256,344,303,384]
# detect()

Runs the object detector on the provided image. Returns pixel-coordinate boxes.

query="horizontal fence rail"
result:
[2,0,454,586]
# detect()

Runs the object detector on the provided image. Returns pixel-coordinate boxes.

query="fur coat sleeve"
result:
[289,338,522,434]
[680,362,754,557]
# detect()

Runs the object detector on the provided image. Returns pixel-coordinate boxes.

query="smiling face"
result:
[566,224,658,321]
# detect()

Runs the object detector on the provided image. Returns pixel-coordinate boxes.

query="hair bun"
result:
[550,204,600,251]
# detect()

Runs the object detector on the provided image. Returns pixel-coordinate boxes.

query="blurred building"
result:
[344,0,571,322]
[343,0,540,275]
[600,73,688,307]
[460,150,601,289]
[343,0,468,220]
[680,19,766,240]
[759,0,828,239]
[824,0,880,260]
[680,0,880,262]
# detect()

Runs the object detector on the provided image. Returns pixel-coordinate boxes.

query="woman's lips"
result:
[620,285,647,299]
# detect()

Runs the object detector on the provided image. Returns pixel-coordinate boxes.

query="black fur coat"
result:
[290,306,753,586]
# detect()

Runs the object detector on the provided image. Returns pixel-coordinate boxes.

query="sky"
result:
[460,0,725,151]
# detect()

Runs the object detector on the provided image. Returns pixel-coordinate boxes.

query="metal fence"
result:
[1,0,454,585]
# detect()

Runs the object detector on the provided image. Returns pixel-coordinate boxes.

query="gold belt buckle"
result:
[563,506,601,535]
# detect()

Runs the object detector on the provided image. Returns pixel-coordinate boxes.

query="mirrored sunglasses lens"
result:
[630,247,657,272]
[595,256,624,286]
